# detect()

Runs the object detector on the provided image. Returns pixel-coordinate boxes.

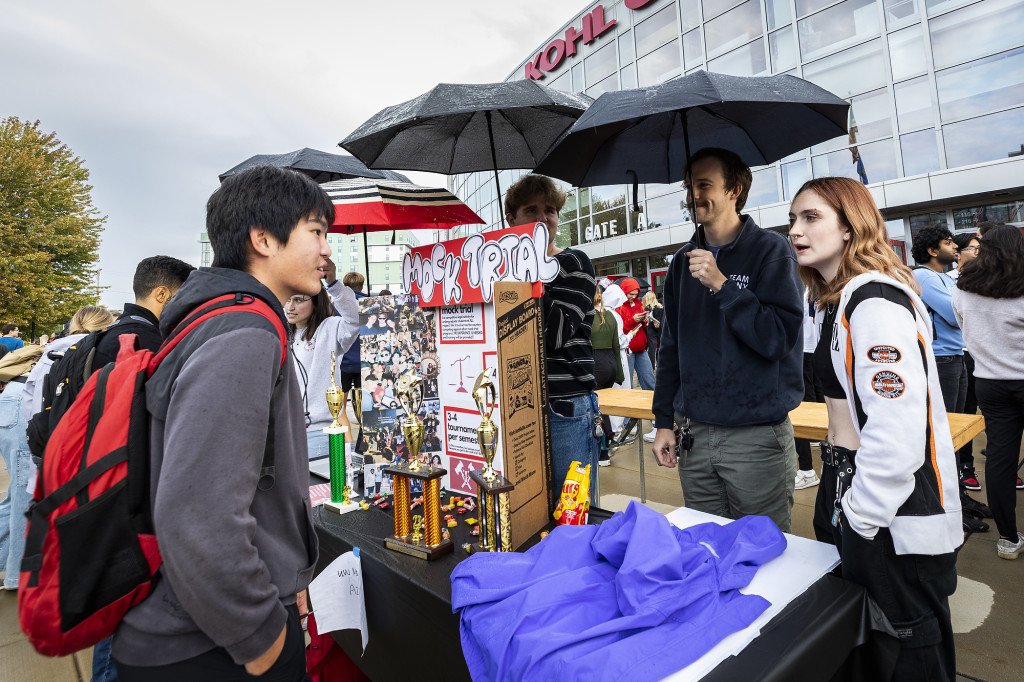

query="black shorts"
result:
[340,371,361,394]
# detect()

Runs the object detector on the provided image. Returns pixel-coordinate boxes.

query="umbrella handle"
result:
[627,170,641,214]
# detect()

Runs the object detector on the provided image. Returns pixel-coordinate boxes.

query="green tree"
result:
[0,117,104,334]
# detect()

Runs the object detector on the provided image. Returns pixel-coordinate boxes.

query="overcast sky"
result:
[1,0,573,308]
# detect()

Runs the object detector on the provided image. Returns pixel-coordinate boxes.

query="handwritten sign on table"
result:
[308,549,369,652]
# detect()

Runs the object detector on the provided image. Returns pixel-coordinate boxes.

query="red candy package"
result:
[553,461,590,526]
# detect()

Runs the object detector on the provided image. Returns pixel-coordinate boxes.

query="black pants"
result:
[961,352,978,469]
[934,354,969,475]
[974,378,1024,540]
[795,353,822,471]
[814,463,958,682]
[593,348,618,450]
[115,605,310,682]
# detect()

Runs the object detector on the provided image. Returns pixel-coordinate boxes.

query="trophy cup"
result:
[469,367,514,552]
[323,351,358,515]
[383,370,453,560]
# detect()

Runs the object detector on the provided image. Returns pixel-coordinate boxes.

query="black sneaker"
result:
[960,466,982,491]
[598,451,611,467]
[963,515,989,533]
[961,492,992,519]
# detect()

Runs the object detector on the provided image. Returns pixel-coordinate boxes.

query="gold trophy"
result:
[323,352,357,514]
[469,367,514,552]
[384,369,453,560]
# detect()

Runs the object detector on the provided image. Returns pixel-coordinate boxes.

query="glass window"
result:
[632,258,649,276]
[638,40,683,86]
[578,187,592,217]
[595,260,631,277]
[943,106,1024,168]
[769,28,798,72]
[886,218,906,239]
[572,63,584,91]
[619,31,636,65]
[954,201,1024,229]
[587,72,620,97]
[683,29,704,68]
[888,25,927,81]
[557,220,579,248]
[811,88,892,153]
[929,0,1024,70]
[883,0,919,27]
[621,65,638,89]
[803,39,885,97]
[748,167,781,207]
[548,71,571,93]
[586,42,618,84]
[900,129,941,175]
[782,160,810,200]
[635,4,680,57]
[811,137,899,183]
[590,185,628,211]
[560,191,579,223]
[936,46,1024,122]
[766,0,792,30]
[796,0,839,18]
[925,0,974,16]
[798,0,880,62]
[910,212,948,245]
[582,206,629,243]
[702,0,744,21]
[645,190,689,229]
[708,38,768,76]
[894,76,936,131]
[705,0,763,60]
[681,0,701,31]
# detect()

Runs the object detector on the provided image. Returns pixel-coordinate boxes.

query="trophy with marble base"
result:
[323,351,359,515]
[384,370,453,560]
[468,367,514,552]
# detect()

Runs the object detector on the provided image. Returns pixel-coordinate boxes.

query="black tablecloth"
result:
[313,503,895,682]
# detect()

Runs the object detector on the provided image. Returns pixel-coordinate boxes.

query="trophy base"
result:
[384,535,454,561]
[323,499,361,515]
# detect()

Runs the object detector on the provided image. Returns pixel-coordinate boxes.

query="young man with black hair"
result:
[650,148,804,533]
[112,166,327,681]
[0,324,23,353]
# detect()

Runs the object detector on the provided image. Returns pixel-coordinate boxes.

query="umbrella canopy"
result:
[340,81,593,203]
[322,178,483,233]
[534,71,849,189]
[218,147,411,183]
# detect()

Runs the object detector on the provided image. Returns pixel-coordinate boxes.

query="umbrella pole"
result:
[363,225,371,293]
[485,111,502,226]
[680,113,704,250]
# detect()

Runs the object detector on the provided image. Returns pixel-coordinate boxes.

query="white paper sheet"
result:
[307,548,369,653]
[660,507,841,682]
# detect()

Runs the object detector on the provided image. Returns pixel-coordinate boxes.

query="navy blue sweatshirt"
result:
[652,216,804,428]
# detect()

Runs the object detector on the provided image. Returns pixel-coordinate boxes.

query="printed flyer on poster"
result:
[439,303,486,344]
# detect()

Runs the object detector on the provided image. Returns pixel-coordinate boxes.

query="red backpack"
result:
[18,293,287,657]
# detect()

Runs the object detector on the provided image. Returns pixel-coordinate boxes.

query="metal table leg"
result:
[639,420,647,503]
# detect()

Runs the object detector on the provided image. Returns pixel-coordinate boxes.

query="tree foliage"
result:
[0,117,105,333]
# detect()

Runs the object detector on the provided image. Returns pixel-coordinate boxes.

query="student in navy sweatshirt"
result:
[650,148,803,532]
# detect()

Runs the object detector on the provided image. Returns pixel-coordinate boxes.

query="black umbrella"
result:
[340,81,592,209]
[534,71,849,241]
[218,147,411,183]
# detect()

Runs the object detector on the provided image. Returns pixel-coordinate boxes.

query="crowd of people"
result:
[0,153,1019,681]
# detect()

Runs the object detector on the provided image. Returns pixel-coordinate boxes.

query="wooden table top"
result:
[595,388,985,451]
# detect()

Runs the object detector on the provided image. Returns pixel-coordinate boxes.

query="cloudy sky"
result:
[1,0,573,307]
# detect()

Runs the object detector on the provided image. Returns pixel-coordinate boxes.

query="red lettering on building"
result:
[564,14,594,57]
[525,54,544,80]
[538,39,567,71]
[590,5,616,37]
[624,0,658,9]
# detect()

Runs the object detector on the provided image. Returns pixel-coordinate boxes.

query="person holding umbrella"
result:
[789,177,960,680]
[504,174,600,497]
[650,148,803,533]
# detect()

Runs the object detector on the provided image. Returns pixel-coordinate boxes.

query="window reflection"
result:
[645,190,689,229]
[929,0,1024,70]
[706,0,763,60]
[900,129,941,176]
[936,46,1024,122]
[708,38,767,76]
[782,161,810,200]
[635,4,680,57]
[702,0,744,20]
[681,0,701,30]
[769,29,797,72]
[556,221,578,248]
[572,63,584,91]
[888,25,927,81]
[811,137,898,183]
[925,0,974,16]
[582,207,630,243]
[812,88,892,154]
[619,32,636,64]
[766,0,792,30]
[943,106,1024,168]
[748,167,781,208]
[590,185,628,211]
[803,39,885,97]
[548,71,571,92]
[895,76,936,131]
[798,0,880,62]
[883,0,919,27]
[954,201,1024,229]
[638,40,683,86]
[621,65,638,89]
[683,29,704,68]
[586,72,620,97]
[586,42,618,84]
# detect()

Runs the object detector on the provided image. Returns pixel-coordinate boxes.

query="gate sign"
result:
[402,223,560,307]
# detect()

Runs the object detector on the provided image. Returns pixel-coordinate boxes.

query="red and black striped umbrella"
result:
[322,178,484,233]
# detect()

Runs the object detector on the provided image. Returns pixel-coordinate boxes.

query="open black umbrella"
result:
[534,71,849,240]
[340,81,592,207]
[218,147,411,183]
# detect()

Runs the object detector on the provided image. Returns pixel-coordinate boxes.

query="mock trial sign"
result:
[402,223,559,307]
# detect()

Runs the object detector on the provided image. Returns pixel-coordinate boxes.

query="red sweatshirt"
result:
[617,298,648,353]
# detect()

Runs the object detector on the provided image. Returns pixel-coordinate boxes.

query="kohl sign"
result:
[402,223,559,307]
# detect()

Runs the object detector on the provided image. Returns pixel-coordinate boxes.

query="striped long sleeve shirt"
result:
[543,249,597,399]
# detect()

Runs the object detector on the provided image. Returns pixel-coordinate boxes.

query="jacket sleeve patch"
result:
[867,345,902,363]
[871,370,906,398]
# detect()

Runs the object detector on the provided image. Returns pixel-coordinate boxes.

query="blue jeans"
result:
[92,636,118,681]
[548,394,600,500]
[627,350,656,391]
[0,381,31,588]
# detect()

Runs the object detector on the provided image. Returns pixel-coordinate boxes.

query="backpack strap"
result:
[151,293,288,490]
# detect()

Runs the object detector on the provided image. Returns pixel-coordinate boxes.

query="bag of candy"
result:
[553,461,590,525]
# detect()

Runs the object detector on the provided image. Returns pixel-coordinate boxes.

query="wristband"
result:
[327,279,339,288]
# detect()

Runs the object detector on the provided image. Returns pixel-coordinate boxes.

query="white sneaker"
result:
[997,532,1024,560]
[643,428,657,443]
[794,470,820,490]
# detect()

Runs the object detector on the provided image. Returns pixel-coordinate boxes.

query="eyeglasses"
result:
[961,246,979,253]
[285,295,312,306]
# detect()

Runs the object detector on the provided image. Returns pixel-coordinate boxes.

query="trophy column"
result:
[468,368,515,552]
[323,351,357,515]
